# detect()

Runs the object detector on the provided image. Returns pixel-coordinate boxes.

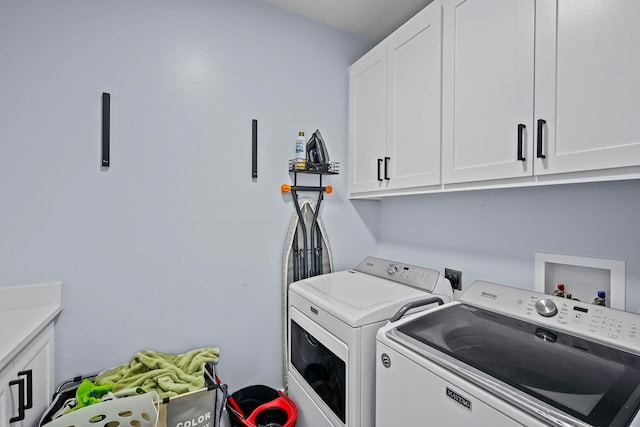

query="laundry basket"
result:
[42,391,159,427]
[226,385,297,427]
[40,361,224,427]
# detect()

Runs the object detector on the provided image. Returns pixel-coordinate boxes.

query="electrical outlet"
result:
[445,268,462,291]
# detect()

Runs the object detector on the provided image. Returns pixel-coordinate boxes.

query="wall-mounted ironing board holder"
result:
[282,160,339,280]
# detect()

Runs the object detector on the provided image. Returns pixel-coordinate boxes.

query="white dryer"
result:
[287,256,453,427]
[376,280,640,427]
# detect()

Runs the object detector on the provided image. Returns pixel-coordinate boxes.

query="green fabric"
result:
[70,380,113,412]
[95,347,219,399]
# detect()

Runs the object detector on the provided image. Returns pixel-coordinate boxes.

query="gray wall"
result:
[371,180,640,312]
[3,0,639,398]
[0,0,376,388]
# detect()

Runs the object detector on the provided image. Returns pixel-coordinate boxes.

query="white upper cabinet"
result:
[442,0,535,184]
[535,0,640,175]
[349,44,387,194]
[442,0,640,185]
[349,0,640,197]
[349,3,442,196]
[385,4,442,190]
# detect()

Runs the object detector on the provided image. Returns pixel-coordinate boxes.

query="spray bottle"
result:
[295,131,306,170]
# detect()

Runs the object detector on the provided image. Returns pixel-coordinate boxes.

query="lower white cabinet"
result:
[1,324,54,427]
[0,366,13,427]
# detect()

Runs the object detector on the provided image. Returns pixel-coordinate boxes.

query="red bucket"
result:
[226,385,297,427]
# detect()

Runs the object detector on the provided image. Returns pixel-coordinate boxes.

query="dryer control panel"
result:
[354,256,440,292]
[461,280,640,354]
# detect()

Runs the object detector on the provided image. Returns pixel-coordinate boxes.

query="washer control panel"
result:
[354,256,440,292]
[461,280,640,353]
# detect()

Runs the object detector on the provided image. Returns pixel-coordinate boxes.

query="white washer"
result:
[287,256,453,427]
[376,280,640,427]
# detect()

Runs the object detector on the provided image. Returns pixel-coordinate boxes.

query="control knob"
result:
[386,264,398,275]
[535,299,558,317]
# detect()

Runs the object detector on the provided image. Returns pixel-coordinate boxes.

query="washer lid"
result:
[289,270,434,327]
[388,303,640,427]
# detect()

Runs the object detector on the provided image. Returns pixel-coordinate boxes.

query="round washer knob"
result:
[535,299,558,317]
[386,264,398,274]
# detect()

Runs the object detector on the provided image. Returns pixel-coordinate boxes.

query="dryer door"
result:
[289,307,347,424]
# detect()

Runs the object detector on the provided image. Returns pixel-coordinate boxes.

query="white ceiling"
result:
[261,0,434,43]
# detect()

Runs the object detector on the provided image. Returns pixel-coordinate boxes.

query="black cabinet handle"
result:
[384,157,390,180]
[517,124,526,161]
[377,158,383,182]
[537,119,546,159]
[9,378,26,423]
[18,370,33,410]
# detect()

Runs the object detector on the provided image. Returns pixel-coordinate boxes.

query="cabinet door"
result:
[442,0,535,184]
[386,3,442,190]
[535,0,640,175]
[348,44,387,194]
[0,365,14,427]
[12,325,54,427]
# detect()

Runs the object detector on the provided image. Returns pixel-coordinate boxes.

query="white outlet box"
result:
[534,252,626,310]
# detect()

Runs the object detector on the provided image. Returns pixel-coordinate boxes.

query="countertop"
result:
[0,282,62,369]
